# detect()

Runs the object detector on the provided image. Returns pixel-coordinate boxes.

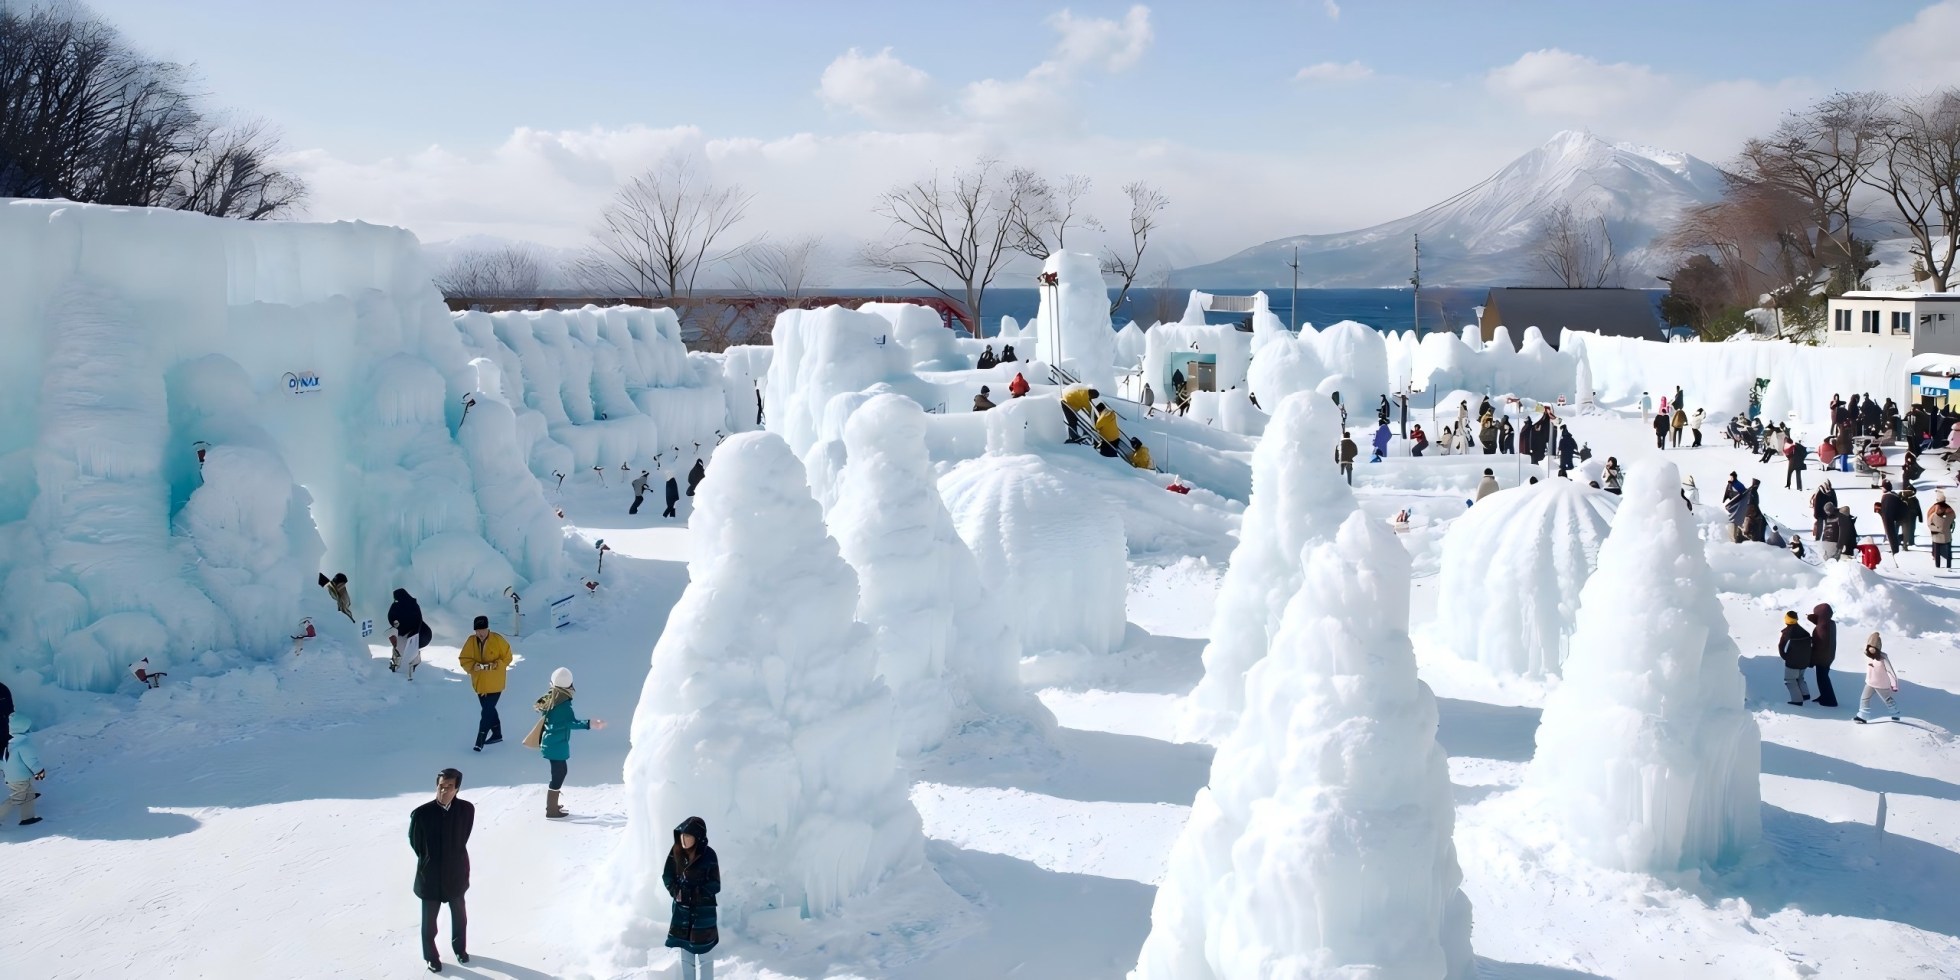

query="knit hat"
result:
[1865,633,1883,655]
[472,615,490,630]
[551,667,574,688]
[1784,611,1799,625]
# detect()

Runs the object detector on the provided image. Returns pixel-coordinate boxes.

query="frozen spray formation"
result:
[830,394,1052,755]
[1527,458,1762,872]
[0,200,728,692]
[601,432,935,961]
[1438,479,1619,679]
[1032,251,1117,391]
[1180,392,1352,743]
[1135,511,1472,980]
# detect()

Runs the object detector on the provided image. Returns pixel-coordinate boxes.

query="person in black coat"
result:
[1807,603,1839,707]
[410,768,475,973]
[387,589,434,679]
[1810,481,1838,538]
[0,679,11,755]
[665,816,721,978]
[1652,409,1670,449]
[1556,426,1577,476]
[1498,417,1515,454]
[1778,612,1813,705]
[1000,344,1017,363]
[1879,482,1906,554]
[686,459,706,497]
[1785,439,1807,490]
[663,474,681,519]
[1836,506,1860,558]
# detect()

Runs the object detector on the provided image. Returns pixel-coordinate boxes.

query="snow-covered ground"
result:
[5,397,1959,979]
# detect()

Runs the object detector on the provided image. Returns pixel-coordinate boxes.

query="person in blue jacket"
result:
[1,713,47,826]
[535,667,605,819]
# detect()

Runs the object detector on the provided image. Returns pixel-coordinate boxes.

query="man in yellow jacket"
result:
[1128,436,1153,471]
[1061,385,1098,443]
[460,615,512,752]
[1093,402,1122,457]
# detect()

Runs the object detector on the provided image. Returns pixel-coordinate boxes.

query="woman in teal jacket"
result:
[535,667,605,819]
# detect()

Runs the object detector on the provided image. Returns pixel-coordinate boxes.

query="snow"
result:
[1437,480,1619,679]
[1563,329,1904,424]
[1032,251,1117,391]
[1135,510,1473,980]
[1180,392,1352,744]
[1526,458,1763,872]
[1312,319,1390,412]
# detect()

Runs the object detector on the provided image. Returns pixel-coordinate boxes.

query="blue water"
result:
[824,287,1490,335]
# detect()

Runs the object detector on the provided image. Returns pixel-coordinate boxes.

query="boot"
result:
[545,789,568,819]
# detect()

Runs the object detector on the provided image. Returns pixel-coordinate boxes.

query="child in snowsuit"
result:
[1854,633,1901,723]
[1,713,46,826]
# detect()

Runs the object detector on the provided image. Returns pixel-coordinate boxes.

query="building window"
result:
[1862,309,1881,333]
[1893,310,1913,335]
[1835,308,1852,331]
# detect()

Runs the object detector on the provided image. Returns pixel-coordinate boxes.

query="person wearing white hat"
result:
[530,667,605,819]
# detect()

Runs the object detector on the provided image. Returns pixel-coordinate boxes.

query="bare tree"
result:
[733,234,824,301]
[1866,89,1960,291]
[1733,91,1889,282]
[1100,181,1168,314]
[573,155,751,300]
[0,6,305,218]
[859,156,1039,335]
[435,244,547,298]
[1532,203,1621,288]
[1010,171,1100,259]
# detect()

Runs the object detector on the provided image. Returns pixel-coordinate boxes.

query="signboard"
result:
[282,371,323,394]
[359,618,373,638]
[550,594,576,630]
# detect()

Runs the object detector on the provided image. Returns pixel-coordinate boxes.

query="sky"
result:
[81,0,1960,274]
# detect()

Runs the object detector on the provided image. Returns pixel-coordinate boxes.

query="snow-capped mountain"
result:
[1182,130,1729,288]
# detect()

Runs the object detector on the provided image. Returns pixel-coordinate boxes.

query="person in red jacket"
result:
[1008,372,1030,399]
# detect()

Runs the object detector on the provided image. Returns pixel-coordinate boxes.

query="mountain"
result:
[1180,131,1728,289]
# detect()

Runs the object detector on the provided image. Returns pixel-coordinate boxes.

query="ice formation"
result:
[1312,319,1390,411]
[1563,330,1901,422]
[600,431,934,958]
[1527,458,1762,872]
[1032,251,1117,390]
[1115,319,1148,368]
[1245,331,1326,408]
[1134,512,1473,980]
[1437,480,1619,678]
[1180,392,1353,743]
[829,394,1050,754]
[861,301,968,372]
[939,452,1127,656]
[765,306,927,459]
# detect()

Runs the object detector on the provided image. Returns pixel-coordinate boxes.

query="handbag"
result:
[521,715,545,749]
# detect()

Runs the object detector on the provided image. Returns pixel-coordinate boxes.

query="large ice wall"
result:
[1563,330,1903,422]
[0,200,732,692]
[599,432,937,961]
[1180,392,1352,744]
[1135,511,1473,980]
[1527,458,1762,872]
[1437,480,1619,679]
[1033,251,1117,390]
[829,394,1051,754]
[1314,319,1391,411]
[765,306,928,459]
[939,452,1127,656]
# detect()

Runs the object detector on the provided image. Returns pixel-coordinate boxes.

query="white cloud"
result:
[818,47,942,126]
[1046,5,1153,73]
[1295,60,1372,83]
[1323,0,1341,20]
[1486,48,1668,117]
[1870,0,1960,90]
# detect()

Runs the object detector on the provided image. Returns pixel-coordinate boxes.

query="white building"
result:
[1824,291,1960,356]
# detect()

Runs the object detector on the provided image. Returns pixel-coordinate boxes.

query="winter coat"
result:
[459,631,513,695]
[1744,509,1767,542]
[1557,429,1577,462]
[1864,648,1899,691]
[1811,488,1837,524]
[1130,445,1152,470]
[632,475,649,495]
[1604,466,1623,493]
[1928,502,1955,543]
[0,681,12,753]
[387,590,433,648]
[1372,425,1391,457]
[1691,409,1705,431]
[687,461,706,495]
[976,350,999,369]
[664,816,721,954]
[1778,623,1813,670]
[409,796,474,901]
[1475,475,1500,501]
[1880,490,1904,524]
[665,477,681,506]
[1653,413,1670,436]
[1480,420,1498,447]
[1788,443,1806,471]
[326,580,353,619]
[1,713,43,782]
[1338,438,1359,464]
[1008,373,1030,398]
[1000,346,1017,363]
[1094,408,1120,444]
[1061,386,1095,413]
[1672,408,1687,431]
[1836,511,1859,550]
[536,687,590,762]
[1807,604,1836,669]
[973,393,996,412]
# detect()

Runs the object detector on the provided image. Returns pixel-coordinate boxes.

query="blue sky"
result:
[84,0,1960,265]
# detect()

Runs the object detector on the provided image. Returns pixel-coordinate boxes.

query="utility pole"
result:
[1289,244,1300,332]
[1410,233,1422,337]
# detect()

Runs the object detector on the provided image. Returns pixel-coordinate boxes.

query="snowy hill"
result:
[1182,131,1728,288]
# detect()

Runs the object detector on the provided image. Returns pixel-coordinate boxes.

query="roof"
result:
[1480,288,1662,348]
[1838,291,1960,301]
[1908,353,1960,376]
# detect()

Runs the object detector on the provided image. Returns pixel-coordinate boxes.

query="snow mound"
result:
[938,452,1128,656]
[765,306,920,459]
[1527,458,1762,872]
[1133,512,1473,980]
[1032,251,1117,390]
[1245,331,1327,407]
[1180,392,1354,743]
[1438,480,1619,678]
[829,394,1053,754]
[1313,319,1390,410]
[599,431,947,964]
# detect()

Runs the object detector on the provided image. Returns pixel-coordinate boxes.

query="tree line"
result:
[0,4,304,219]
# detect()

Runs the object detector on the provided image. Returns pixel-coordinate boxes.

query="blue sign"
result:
[283,371,323,394]
[550,595,576,630]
